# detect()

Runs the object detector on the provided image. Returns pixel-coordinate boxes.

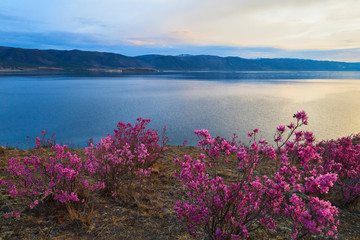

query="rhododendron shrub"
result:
[1,144,99,218]
[318,134,360,204]
[35,130,56,148]
[85,118,168,197]
[175,111,339,239]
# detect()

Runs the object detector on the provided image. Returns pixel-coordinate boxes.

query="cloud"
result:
[0,12,44,32]
[125,39,155,46]
[0,31,103,50]
[1,0,360,61]
[1,29,360,61]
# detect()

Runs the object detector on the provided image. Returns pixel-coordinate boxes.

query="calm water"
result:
[1,71,360,148]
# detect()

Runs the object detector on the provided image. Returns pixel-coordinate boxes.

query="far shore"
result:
[0,67,159,73]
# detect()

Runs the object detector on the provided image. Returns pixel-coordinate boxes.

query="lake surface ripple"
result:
[1,71,360,148]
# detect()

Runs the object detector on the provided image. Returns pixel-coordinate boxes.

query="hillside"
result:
[1,46,360,71]
[0,46,149,71]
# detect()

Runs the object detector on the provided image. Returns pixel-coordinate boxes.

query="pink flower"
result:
[277,125,286,133]
[173,111,339,239]
[259,139,266,144]
[35,137,41,147]
[287,122,295,129]
[294,110,308,125]
[274,136,282,142]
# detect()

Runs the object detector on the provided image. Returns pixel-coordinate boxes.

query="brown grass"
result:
[0,146,359,239]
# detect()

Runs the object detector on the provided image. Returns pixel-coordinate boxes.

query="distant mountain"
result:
[1,46,360,71]
[0,46,149,70]
[135,55,260,71]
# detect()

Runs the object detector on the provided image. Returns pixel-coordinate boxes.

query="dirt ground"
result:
[0,145,359,240]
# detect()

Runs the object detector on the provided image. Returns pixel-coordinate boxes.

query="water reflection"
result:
[0,72,360,148]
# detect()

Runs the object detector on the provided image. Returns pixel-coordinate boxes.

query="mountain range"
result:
[1,46,360,71]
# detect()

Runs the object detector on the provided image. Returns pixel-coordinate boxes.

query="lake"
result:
[1,71,360,148]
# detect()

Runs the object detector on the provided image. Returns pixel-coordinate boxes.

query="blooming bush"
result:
[84,118,168,197]
[1,143,100,219]
[318,134,360,204]
[1,118,167,219]
[174,111,339,239]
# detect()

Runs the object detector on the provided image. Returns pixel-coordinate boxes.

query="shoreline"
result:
[0,67,159,73]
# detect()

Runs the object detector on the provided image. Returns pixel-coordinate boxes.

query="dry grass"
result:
[0,146,359,240]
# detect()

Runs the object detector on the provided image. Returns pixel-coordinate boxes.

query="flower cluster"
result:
[1,118,167,219]
[174,111,339,239]
[1,144,99,218]
[318,134,360,203]
[84,118,168,197]
[35,130,56,148]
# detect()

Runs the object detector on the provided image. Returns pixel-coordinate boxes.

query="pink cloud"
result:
[125,39,154,46]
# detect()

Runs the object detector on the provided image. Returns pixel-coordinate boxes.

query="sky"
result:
[1,0,360,61]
